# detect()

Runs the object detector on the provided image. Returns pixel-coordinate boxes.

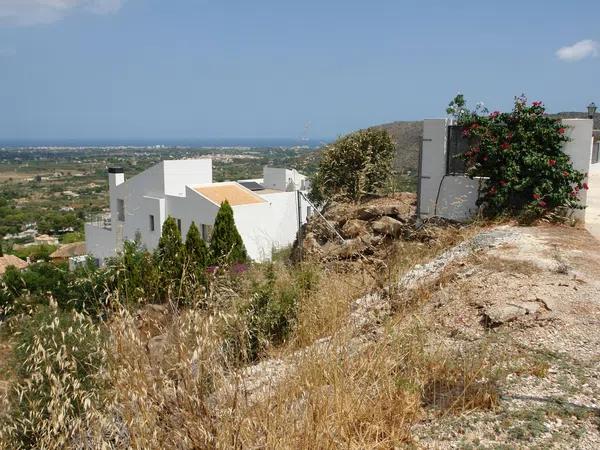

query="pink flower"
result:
[500,142,510,150]
[532,101,543,107]
[539,200,547,207]
[462,129,470,137]
[489,111,500,119]
[562,171,569,177]
[500,180,508,186]
[558,128,566,135]
[548,159,556,166]
[583,182,589,190]
[488,186,497,195]
[533,193,541,200]
[471,146,480,154]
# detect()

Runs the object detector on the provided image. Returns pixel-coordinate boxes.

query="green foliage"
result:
[448,94,587,220]
[209,201,247,264]
[156,216,185,295]
[242,263,319,361]
[185,221,209,275]
[61,231,85,244]
[106,239,160,306]
[13,244,57,263]
[0,306,108,449]
[311,128,396,202]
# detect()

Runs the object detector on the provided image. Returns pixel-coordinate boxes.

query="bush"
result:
[209,201,247,265]
[0,306,110,449]
[311,128,396,202]
[447,94,587,220]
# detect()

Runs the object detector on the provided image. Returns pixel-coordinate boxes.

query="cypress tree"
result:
[209,200,247,264]
[156,216,185,288]
[185,221,209,273]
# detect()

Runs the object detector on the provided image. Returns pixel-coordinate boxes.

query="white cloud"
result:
[556,39,599,62]
[0,0,124,26]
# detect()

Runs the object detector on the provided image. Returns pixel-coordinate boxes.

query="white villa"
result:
[85,159,311,265]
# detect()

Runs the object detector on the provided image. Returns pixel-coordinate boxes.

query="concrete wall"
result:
[263,167,308,191]
[562,119,593,221]
[84,224,120,266]
[419,119,481,221]
[418,118,594,222]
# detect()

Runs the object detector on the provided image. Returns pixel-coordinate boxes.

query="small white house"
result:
[85,159,311,265]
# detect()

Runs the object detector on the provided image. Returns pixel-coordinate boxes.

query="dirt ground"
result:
[412,224,600,448]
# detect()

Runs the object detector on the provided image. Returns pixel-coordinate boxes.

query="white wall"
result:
[562,119,593,221]
[84,224,120,266]
[263,167,308,191]
[418,118,594,223]
[419,119,479,221]
[163,159,212,196]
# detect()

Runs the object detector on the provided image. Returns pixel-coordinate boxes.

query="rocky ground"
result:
[237,222,600,448]
[411,225,600,448]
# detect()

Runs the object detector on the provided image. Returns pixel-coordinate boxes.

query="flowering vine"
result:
[446,94,587,220]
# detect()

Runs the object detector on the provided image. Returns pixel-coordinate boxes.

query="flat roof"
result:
[194,183,267,206]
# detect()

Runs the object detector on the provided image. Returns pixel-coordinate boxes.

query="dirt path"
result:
[412,224,600,448]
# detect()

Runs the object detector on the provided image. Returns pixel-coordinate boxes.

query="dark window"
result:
[149,214,155,231]
[446,125,469,175]
[593,142,600,164]
[201,224,213,241]
[117,199,125,221]
[176,218,182,233]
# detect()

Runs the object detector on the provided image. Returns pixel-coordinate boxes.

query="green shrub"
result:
[209,200,247,265]
[311,128,396,202]
[447,94,587,220]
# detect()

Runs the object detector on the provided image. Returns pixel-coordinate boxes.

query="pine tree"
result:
[209,200,247,264]
[185,221,209,274]
[156,216,185,289]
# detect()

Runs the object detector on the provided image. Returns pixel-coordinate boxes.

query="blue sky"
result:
[0,0,599,141]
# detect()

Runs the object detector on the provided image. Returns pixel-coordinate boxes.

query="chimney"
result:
[108,167,124,190]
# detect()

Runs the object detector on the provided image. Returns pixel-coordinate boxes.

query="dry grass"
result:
[0,222,505,449]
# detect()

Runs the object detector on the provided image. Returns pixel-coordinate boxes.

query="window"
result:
[117,199,125,221]
[446,125,469,175]
[201,224,213,241]
[593,141,600,164]
[176,218,182,233]
[149,214,155,231]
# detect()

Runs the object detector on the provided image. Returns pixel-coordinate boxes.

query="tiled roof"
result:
[194,183,267,206]
[0,255,29,275]
[50,242,87,259]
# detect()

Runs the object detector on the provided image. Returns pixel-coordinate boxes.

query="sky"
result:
[0,0,599,142]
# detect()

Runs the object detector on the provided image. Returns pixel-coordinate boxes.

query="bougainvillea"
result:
[447,94,587,220]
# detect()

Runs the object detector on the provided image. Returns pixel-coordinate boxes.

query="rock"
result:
[303,232,322,255]
[371,216,405,237]
[341,219,368,239]
[483,300,541,326]
[484,304,527,326]
[334,238,367,258]
[356,206,383,221]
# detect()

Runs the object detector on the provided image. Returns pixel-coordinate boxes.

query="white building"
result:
[85,159,311,265]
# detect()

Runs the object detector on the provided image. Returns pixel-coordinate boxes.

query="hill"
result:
[372,120,423,173]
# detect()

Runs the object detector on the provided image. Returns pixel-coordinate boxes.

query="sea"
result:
[0,137,330,150]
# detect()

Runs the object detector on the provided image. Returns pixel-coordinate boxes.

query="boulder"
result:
[334,238,367,259]
[356,206,383,221]
[371,216,405,238]
[302,232,322,255]
[341,219,368,239]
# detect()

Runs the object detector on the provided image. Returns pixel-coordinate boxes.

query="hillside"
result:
[373,120,423,173]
